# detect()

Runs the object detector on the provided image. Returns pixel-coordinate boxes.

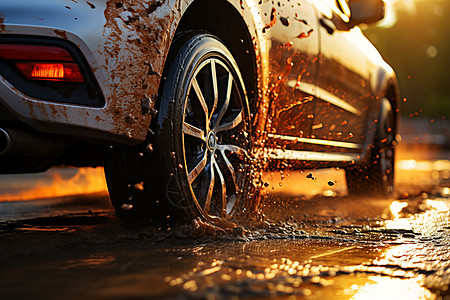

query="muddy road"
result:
[1,145,450,299]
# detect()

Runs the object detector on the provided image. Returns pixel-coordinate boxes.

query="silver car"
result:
[0,0,399,225]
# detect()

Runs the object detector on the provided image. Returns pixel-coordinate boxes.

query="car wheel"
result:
[346,98,395,197]
[105,33,255,225]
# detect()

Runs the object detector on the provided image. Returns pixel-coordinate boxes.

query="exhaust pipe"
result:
[0,128,65,157]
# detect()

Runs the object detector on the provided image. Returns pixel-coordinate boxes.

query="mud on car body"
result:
[0,0,399,225]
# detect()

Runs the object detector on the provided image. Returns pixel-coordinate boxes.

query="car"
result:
[0,0,399,225]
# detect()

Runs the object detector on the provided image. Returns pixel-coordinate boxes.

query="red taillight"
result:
[15,62,84,82]
[0,44,85,83]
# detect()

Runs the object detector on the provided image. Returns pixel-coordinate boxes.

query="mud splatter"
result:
[284,41,293,49]
[280,16,289,26]
[295,18,308,25]
[54,29,68,40]
[296,29,313,39]
[263,7,277,33]
[276,96,313,118]
[100,0,179,140]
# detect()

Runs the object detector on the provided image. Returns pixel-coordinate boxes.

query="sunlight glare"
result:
[351,276,435,300]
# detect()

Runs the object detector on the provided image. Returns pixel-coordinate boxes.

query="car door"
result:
[261,0,320,152]
[312,0,374,153]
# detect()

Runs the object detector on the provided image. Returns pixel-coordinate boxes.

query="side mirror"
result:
[348,0,385,27]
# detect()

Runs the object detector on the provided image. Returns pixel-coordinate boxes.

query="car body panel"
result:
[0,0,398,171]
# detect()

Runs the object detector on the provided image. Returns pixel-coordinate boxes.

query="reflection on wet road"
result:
[0,148,449,299]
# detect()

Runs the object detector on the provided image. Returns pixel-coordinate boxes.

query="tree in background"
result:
[364,0,450,119]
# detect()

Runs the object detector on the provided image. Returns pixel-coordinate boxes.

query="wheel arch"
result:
[171,0,258,111]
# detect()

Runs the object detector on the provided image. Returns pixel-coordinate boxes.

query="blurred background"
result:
[364,0,450,159]
[365,0,450,120]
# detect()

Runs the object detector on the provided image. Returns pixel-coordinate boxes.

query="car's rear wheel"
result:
[105,34,255,225]
[345,98,395,197]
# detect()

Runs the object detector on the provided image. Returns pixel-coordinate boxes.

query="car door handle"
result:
[320,18,335,34]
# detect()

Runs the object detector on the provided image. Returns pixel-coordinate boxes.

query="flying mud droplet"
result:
[120,203,134,211]
[133,182,144,192]
[306,173,316,180]
[145,143,154,153]
[284,41,294,49]
[280,16,289,26]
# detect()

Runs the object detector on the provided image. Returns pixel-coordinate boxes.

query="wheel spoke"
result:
[183,122,206,142]
[187,151,208,184]
[217,144,247,157]
[213,160,227,218]
[218,147,238,191]
[214,74,233,130]
[211,60,219,119]
[215,110,244,133]
[203,159,215,214]
[192,77,209,119]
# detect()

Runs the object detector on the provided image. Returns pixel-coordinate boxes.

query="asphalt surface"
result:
[0,144,449,299]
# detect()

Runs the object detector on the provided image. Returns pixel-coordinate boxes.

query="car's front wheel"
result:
[105,34,255,225]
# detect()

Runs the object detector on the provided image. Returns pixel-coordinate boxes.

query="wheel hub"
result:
[207,131,217,151]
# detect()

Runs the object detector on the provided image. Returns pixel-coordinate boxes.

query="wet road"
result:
[0,147,450,299]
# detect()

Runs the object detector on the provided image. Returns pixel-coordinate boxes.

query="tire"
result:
[105,33,255,225]
[345,98,395,197]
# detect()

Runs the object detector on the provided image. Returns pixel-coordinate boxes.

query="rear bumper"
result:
[0,0,175,145]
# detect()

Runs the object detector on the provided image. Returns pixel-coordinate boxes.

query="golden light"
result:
[442,187,450,196]
[397,159,417,170]
[351,276,435,300]
[0,167,108,202]
[425,199,448,212]
[390,200,408,217]
[377,0,427,28]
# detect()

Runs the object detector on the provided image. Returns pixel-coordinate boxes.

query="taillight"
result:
[0,44,85,83]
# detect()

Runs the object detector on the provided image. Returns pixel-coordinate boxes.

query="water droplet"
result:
[145,143,154,152]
